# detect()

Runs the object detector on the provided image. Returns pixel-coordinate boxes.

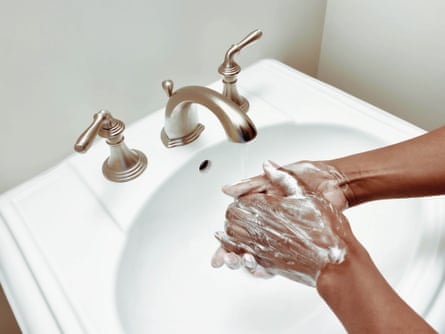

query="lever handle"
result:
[74,110,147,182]
[219,29,263,76]
[162,80,174,97]
[232,29,263,55]
[74,110,110,153]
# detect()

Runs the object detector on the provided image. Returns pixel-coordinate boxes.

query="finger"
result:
[222,175,269,198]
[225,202,267,242]
[214,231,251,254]
[225,203,283,254]
[251,265,274,279]
[236,194,289,234]
[224,252,242,269]
[225,213,252,239]
[215,231,276,279]
[211,246,227,268]
[242,253,258,270]
[263,160,304,198]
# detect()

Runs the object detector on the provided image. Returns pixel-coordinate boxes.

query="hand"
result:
[223,160,350,211]
[212,160,349,280]
[213,192,348,287]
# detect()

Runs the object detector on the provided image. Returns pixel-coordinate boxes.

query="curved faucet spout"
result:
[161,83,257,148]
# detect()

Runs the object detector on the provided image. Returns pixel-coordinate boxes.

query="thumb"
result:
[222,174,269,198]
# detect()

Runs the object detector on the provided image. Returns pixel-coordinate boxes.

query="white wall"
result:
[0,0,328,193]
[318,0,445,131]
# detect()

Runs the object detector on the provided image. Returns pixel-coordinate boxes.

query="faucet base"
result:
[102,148,147,182]
[221,79,249,112]
[161,123,205,148]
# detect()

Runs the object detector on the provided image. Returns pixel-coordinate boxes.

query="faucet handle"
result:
[74,110,147,182]
[75,110,111,153]
[218,29,263,76]
[162,80,174,97]
[218,29,263,112]
[235,29,263,52]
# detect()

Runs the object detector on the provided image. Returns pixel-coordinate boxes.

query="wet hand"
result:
[212,191,348,287]
[222,160,350,211]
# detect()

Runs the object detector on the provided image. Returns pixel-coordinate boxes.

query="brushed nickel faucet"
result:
[160,29,262,148]
[218,29,263,112]
[74,110,147,182]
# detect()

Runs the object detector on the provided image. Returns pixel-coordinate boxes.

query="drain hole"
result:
[199,160,211,173]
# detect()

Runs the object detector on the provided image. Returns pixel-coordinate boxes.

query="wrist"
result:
[281,160,351,210]
[316,238,384,332]
[316,236,437,333]
[316,237,371,299]
[323,157,381,207]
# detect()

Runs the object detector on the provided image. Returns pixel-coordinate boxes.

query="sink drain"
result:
[199,160,211,173]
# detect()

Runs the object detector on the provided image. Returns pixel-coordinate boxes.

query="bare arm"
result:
[317,228,437,333]
[215,187,437,333]
[214,128,445,332]
[223,126,445,211]
[327,125,445,206]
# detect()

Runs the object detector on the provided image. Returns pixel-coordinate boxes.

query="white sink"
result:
[115,122,445,333]
[1,59,444,333]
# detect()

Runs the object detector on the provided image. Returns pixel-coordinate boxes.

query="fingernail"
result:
[211,248,226,268]
[242,253,257,270]
[224,252,241,269]
[252,266,274,279]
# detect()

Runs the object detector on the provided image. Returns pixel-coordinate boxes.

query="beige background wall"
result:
[3,0,445,194]
[318,0,445,131]
[0,0,327,193]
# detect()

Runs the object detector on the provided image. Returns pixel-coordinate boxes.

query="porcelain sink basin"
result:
[2,59,445,333]
[115,122,445,333]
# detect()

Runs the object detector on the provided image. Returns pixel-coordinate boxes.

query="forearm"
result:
[326,126,445,206]
[316,238,436,333]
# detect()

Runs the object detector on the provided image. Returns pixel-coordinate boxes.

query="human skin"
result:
[215,126,445,333]
[317,225,436,333]
[217,192,348,287]
[223,126,445,210]
[315,127,445,333]
[218,174,437,333]
[325,125,445,207]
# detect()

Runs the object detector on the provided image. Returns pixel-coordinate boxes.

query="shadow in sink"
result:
[115,122,445,333]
